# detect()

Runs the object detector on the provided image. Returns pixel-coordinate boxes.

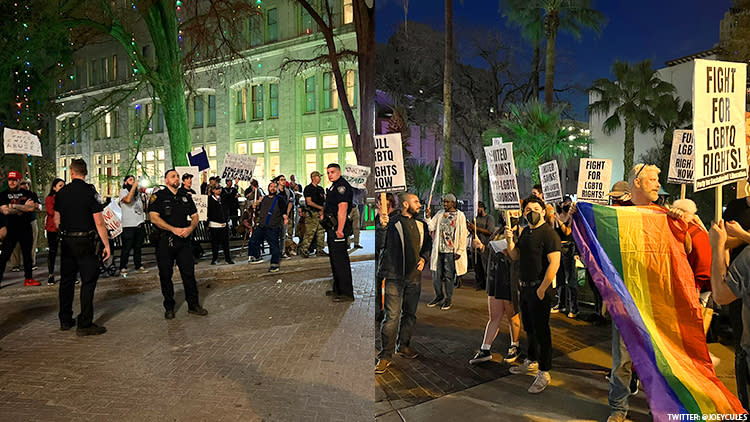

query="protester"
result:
[469,214,522,365]
[45,178,65,285]
[426,194,468,311]
[467,201,495,291]
[375,193,432,375]
[274,175,294,259]
[0,171,40,287]
[208,184,234,265]
[179,173,196,195]
[221,178,240,231]
[10,179,40,272]
[349,187,364,249]
[375,192,398,322]
[118,175,148,275]
[506,195,560,394]
[551,196,577,318]
[299,171,327,258]
[247,181,287,273]
[531,183,556,226]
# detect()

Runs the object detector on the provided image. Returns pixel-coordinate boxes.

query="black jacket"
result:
[207,195,228,224]
[376,213,431,280]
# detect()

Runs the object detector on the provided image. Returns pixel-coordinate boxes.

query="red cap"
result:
[7,171,21,180]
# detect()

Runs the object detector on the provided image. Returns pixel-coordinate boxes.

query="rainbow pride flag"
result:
[571,202,745,420]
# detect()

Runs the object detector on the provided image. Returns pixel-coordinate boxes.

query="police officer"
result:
[148,169,208,320]
[54,159,110,336]
[324,163,354,302]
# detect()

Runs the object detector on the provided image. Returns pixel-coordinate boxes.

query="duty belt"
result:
[60,230,96,238]
[519,280,542,288]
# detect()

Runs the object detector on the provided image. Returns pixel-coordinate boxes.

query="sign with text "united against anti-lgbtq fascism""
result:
[693,59,748,191]
[576,158,612,204]
[539,160,563,203]
[374,133,406,193]
[484,143,520,210]
[668,130,695,185]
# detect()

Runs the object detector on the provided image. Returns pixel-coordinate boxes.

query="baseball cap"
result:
[7,171,21,180]
[608,180,630,198]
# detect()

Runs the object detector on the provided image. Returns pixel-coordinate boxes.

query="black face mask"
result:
[510,217,520,227]
[526,211,542,226]
[562,204,571,213]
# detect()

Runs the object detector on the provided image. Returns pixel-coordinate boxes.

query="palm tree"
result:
[588,60,677,180]
[649,95,692,192]
[500,100,591,183]
[502,0,605,107]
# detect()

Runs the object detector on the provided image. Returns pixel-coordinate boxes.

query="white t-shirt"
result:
[118,188,145,227]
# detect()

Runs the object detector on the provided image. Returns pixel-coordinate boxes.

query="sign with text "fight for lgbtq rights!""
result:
[576,158,612,204]
[668,130,695,185]
[539,160,563,203]
[692,59,748,191]
[220,153,258,181]
[484,143,520,210]
[3,127,42,157]
[374,133,406,193]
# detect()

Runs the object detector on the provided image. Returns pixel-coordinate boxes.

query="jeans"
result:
[119,225,145,270]
[520,284,553,371]
[609,325,632,415]
[0,226,34,280]
[47,231,59,276]
[210,226,231,262]
[730,299,750,409]
[556,244,578,313]
[378,272,421,360]
[59,237,100,327]
[248,225,281,265]
[432,252,456,301]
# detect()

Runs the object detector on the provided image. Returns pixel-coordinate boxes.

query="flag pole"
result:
[680,184,686,200]
[427,157,442,216]
[715,186,722,223]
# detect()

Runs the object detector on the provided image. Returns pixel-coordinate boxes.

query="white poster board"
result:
[484,143,520,210]
[576,158,612,204]
[102,204,123,239]
[175,166,200,181]
[192,194,208,221]
[343,164,371,189]
[3,127,42,157]
[374,133,407,193]
[693,59,748,191]
[539,160,563,203]
[667,130,695,185]
[220,153,258,182]
[492,137,503,146]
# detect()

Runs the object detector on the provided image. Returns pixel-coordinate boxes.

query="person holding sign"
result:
[247,182,288,273]
[467,201,494,291]
[149,170,207,320]
[0,171,41,287]
[425,194,468,311]
[118,175,148,276]
[208,185,234,265]
[505,195,560,394]
[53,159,111,335]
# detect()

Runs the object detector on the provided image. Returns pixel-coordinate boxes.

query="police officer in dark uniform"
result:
[54,158,110,336]
[148,169,208,320]
[324,163,354,302]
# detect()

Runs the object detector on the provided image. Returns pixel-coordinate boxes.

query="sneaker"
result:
[31,265,38,271]
[509,359,539,375]
[332,295,355,302]
[120,268,128,275]
[188,306,208,316]
[11,266,20,272]
[225,260,235,265]
[269,266,280,273]
[504,345,520,363]
[567,312,578,319]
[427,298,443,308]
[76,323,107,336]
[74,279,80,285]
[281,253,290,260]
[606,412,627,422]
[47,276,56,286]
[354,244,364,249]
[441,301,452,310]
[136,267,149,273]
[60,318,76,331]
[164,310,175,320]
[629,376,639,396]
[24,278,41,286]
[397,347,419,359]
[375,359,391,374]
[211,261,218,265]
[528,371,551,394]
[550,304,560,313]
[248,256,263,264]
[469,349,493,365]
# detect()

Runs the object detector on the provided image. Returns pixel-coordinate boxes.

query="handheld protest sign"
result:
[187,147,211,171]
[175,166,199,181]
[3,127,42,157]
[102,205,123,239]
[427,156,442,214]
[374,133,407,193]
[668,130,694,200]
[192,194,208,221]
[539,160,563,203]
[343,164,371,190]
[220,153,258,182]
[576,158,612,204]
[492,137,503,146]
[484,143,520,210]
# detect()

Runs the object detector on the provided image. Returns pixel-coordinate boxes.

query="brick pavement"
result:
[375,270,612,418]
[0,258,375,421]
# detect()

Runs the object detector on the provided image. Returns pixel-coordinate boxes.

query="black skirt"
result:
[486,250,520,313]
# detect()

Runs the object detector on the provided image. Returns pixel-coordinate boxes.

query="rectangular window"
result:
[345,150,357,166]
[267,8,278,42]
[101,58,108,83]
[269,84,279,118]
[251,85,264,120]
[269,155,280,178]
[207,145,217,157]
[301,6,314,35]
[305,136,317,150]
[158,149,165,160]
[251,141,264,155]
[249,16,263,46]
[236,142,248,155]
[305,153,318,181]
[269,139,280,153]
[323,152,339,170]
[208,95,216,126]
[322,134,339,149]
[104,111,114,138]
[343,0,354,24]
[345,70,357,106]
[345,133,352,147]
[236,88,247,122]
[146,151,155,161]
[193,96,204,128]
[110,55,117,81]
[305,76,316,113]
[255,157,265,181]
[75,64,84,90]
[156,104,165,133]
[324,72,338,110]
[90,59,98,85]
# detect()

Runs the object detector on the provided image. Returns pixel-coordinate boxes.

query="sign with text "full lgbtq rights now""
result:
[374,133,406,193]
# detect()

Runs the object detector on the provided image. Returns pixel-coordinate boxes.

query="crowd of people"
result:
[0,160,363,333]
[375,162,745,421]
